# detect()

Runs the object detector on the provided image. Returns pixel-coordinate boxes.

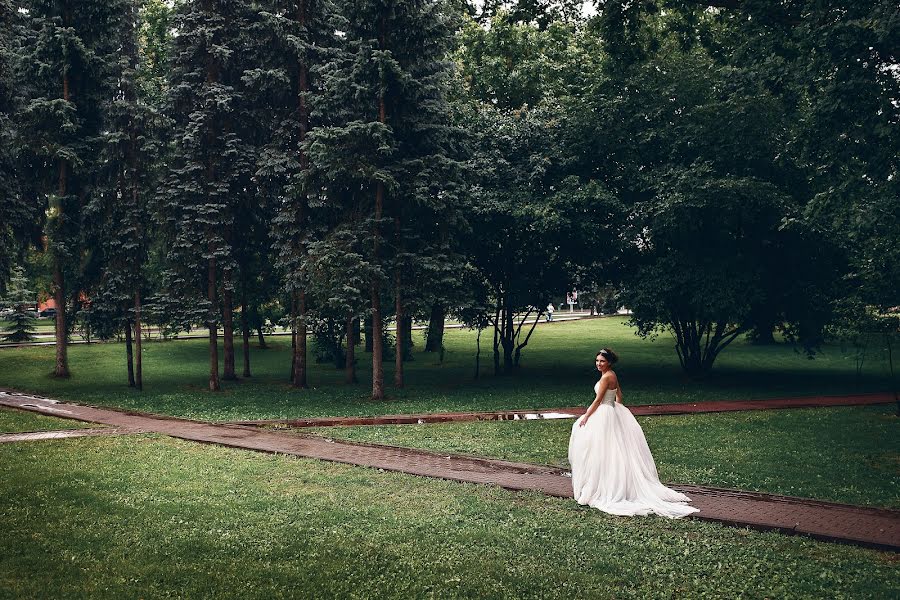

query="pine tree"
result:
[160,0,253,391]
[1,266,37,343]
[310,0,465,397]
[16,0,119,377]
[85,0,166,390]
[0,1,31,292]
[253,0,339,388]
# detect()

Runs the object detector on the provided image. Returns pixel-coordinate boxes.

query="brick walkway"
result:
[1,390,897,552]
[230,392,896,427]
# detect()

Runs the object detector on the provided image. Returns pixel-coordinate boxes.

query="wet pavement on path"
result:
[230,392,895,428]
[0,389,897,552]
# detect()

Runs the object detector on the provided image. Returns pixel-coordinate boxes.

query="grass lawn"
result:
[0,435,896,599]
[0,406,98,434]
[0,318,892,422]
[0,318,57,333]
[305,405,900,509]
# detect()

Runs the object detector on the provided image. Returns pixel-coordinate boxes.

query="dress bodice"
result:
[593,381,617,406]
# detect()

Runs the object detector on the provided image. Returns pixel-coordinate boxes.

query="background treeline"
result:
[0,0,897,394]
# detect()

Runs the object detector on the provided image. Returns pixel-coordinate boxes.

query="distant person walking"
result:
[546,303,555,322]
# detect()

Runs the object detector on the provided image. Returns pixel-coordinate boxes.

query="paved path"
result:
[230,392,896,427]
[0,390,897,551]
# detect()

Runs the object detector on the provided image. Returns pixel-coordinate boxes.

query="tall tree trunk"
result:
[203,3,220,392]
[256,326,266,349]
[291,0,310,389]
[290,294,297,381]
[125,318,135,387]
[222,281,236,380]
[364,316,373,352]
[492,302,501,376]
[293,290,308,388]
[370,12,388,401]
[124,0,142,392]
[474,327,482,379]
[372,285,384,399]
[886,333,898,416]
[502,300,514,373]
[52,261,69,377]
[133,290,142,391]
[52,70,71,379]
[371,171,385,399]
[345,315,357,384]
[394,272,404,388]
[207,255,220,391]
[425,303,445,352]
[241,287,251,377]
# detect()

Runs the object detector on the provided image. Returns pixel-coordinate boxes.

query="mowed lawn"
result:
[0,318,893,421]
[0,434,896,599]
[0,406,98,434]
[306,405,900,509]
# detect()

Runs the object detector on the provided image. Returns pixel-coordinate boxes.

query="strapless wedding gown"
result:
[568,383,698,518]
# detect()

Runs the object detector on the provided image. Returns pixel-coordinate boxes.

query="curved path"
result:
[0,390,897,552]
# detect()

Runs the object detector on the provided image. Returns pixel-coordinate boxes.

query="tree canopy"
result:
[0,0,895,388]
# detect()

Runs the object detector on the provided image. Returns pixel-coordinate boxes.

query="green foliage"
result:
[136,0,175,106]
[84,0,168,343]
[1,266,37,343]
[0,0,32,293]
[457,12,582,109]
[15,0,118,268]
[562,7,856,374]
[623,172,803,375]
[467,105,622,372]
[0,0,894,386]
[158,0,255,327]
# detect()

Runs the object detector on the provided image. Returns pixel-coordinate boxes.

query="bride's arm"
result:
[616,384,623,404]
[578,378,609,427]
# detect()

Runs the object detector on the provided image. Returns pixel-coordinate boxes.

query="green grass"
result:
[0,406,97,434]
[306,406,900,509]
[0,318,55,332]
[0,435,895,599]
[0,318,892,421]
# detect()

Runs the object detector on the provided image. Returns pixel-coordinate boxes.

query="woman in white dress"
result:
[568,348,698,518]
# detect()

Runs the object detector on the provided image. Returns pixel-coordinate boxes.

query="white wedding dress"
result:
[568,382,698,518]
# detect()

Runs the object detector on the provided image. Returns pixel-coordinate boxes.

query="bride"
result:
[568,348,698,518]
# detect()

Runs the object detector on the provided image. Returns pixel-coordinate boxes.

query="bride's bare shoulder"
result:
[602,370,619,389]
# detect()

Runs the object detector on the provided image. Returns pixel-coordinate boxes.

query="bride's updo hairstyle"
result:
[597,348,619,364]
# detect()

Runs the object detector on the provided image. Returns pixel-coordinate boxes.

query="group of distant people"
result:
[546,291,580,321]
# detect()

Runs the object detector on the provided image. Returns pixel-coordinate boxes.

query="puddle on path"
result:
[499,412,577,421]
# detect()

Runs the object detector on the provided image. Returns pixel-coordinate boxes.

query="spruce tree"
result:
[253,0,339,388]
[161,0,254,391]
[0,1,31,291]
[85,0,165,389]
[311,0,465,398]
[16,0,117,377]
[1,266,37,343]
[316,0,461,399]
